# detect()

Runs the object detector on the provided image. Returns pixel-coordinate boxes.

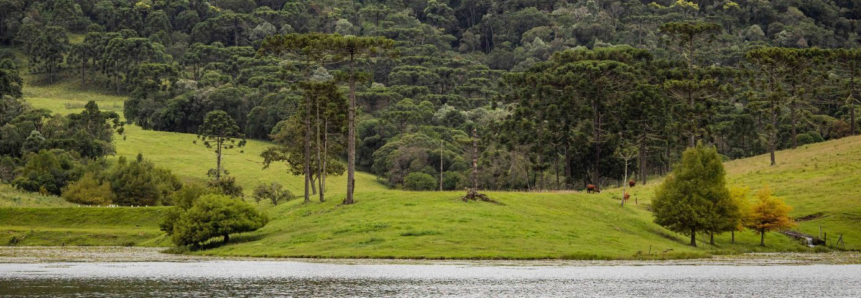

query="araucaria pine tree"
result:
[197,110,246,180]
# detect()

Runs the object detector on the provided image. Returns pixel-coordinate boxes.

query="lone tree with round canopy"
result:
[652,143,739,247]
[197,110,246,179]
[746,186,796,246]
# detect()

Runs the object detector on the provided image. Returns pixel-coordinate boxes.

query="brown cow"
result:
[587,184,600,194]
[624,192,631,201]
[628,179,636,188]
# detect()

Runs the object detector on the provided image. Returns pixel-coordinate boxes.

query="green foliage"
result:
[208,175,244,198]
[653,143,738,246]
[442,171,466,190]
[61,172,113,205]
[252,182,294,205]
[106,154,181,206]
[12,149,80,195]
[404,172,437,191]
[163,194,268,247]
[0,59,22,99]
[197,110,245,179]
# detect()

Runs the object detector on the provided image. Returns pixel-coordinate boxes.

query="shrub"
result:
[12,149,80,195]
[165,194,268,247]
[107,154,181,206]
[796,133,816,146]
[208,175,244,198]
[404,172,436,191]
[442,171,465,190]
[62,172,114,205]
[252,182,294,205]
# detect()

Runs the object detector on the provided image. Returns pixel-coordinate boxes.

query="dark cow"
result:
[628,179,636,188]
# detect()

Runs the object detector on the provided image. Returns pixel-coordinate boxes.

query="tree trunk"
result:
[849,62,856,136]
[710,232,715,245]
[439,140,444,191]
[216,140,222,179]
[316,89,324,202]
[472,128,478,191]
[690,228,697,247]
[621,159,627,207]
[310,174,317,195]
[345,54,357,204]
[321,121,328,202]
[732,231,735,243]
[760,230,766,246]
[639,127,647,185]
[304,91,311,203]
[770,100,777,166]
[791,98,797,149]
[223,233,229,243]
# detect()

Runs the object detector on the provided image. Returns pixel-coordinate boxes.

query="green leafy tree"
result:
[12,149,80,195]
[163,194,268,247]
[0,59,23,99]
[652,143,736,247]
[107,154,182,206]
[197,110,246,180]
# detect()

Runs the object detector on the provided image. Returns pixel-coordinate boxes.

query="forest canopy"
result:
[2,0,861,192]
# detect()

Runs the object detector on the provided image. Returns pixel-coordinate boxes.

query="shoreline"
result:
[1,246,860,266]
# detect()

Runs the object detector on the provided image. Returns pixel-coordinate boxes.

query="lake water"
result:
[1,261,860,297]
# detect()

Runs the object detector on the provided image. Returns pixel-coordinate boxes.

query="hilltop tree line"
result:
[2,0,861,196]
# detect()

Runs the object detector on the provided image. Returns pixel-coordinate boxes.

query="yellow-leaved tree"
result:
[746,186,796,246]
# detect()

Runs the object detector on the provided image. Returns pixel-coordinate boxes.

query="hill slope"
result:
[3,80,854,258]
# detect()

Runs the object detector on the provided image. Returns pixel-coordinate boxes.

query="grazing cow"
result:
[628,179,636,188]
[587,184,600,194]
[624,192,631,201]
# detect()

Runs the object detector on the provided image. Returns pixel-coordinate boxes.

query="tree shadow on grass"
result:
[194,233,266,250]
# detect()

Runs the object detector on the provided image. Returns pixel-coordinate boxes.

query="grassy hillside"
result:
[621,136,861,251]
[0,77,852,258]
[0,207,169,247]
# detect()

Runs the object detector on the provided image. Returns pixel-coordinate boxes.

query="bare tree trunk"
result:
[621,158,627,207]
[321,121,327,202]
[439,140,444,191]
[345,55,357,204]
[304,92,311,203]
[316,90,324,202]
[770,100,777,166]
[216,140,222,180]
[472,128,478,191]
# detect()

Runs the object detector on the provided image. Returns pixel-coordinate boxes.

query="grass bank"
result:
[0,75,853,259]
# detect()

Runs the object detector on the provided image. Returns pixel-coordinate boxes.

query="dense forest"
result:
[2,0,861,200]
